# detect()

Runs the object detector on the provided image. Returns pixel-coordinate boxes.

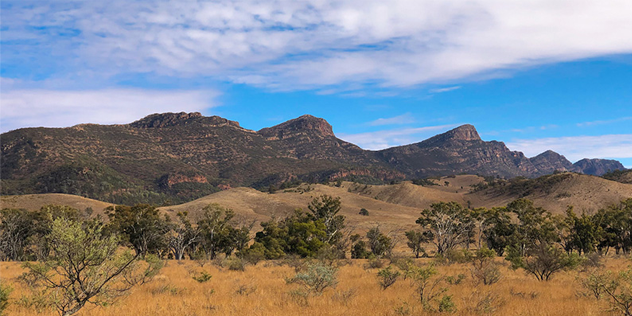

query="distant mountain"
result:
[529,150,576,174]
[0,112,625,204]
[573,158,626,176]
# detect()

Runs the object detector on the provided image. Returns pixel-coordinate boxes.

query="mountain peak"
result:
[445,124,481,141]
[258,115,334,138]
[129,112,203,128]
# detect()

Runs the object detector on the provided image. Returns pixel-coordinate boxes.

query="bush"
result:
[580,268,632,315]
[471,248,502,285]
[507,243,580,281]
[286,263,338,295]
[438,295,456,313]
[445,248,473,264]
[192,271,212,283]
[359,208,369,216]
[377,266,400,290]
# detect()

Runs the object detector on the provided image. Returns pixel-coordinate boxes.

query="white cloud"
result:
[0,88,220,132]
[430,86,461,93]
[3,1,632,90]
[339,124,458,150]
[368,113,415,126]
[507,134,632,162]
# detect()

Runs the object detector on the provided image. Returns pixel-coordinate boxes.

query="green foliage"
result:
[351,240,371,259]
[252,196,347,260]
[359,208,369,216]
[507,242,580,281]
[366,226,393,257]
[106,204,170,257]
[438,295,456,313]
[377,266,400,289]
[192,271,212,283]
[405,230,428,258]
[196,204,236,260]
[405,264,450,311]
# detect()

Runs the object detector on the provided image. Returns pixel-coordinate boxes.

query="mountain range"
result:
[1,112,625,204]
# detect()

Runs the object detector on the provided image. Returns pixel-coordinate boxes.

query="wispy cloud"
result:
[430,86,461,93]
[577,117,632,127]
[368,113,415,126]
[3,1,632,90]
[510,124,559,133]
[507,134,632,162]
[339,124,458,150]
[1,88,220,133]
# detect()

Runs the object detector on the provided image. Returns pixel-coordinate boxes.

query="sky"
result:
[1,1,631,167]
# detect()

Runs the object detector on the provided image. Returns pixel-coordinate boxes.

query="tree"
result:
[0,208,33,261]
[506,242,579,281]
[106,204,170,257]
[167,211,199,260]
[359,208,369,216]
[308,195,345,244]
[481,207,515,256]
[405,230,429,258]
[197,204,235,260]
[20,218,162,316]
[416,202,471,256]
[366,226,393,257]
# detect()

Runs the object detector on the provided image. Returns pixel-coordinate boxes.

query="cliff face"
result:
[1,112,626,204]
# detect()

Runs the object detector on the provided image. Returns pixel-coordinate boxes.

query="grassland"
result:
[1,256,624,316]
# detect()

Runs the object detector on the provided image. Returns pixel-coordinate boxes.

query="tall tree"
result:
[416,202,471,256]
[106,204,170,257]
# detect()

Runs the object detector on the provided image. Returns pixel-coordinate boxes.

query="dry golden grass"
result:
[1,257,625,316]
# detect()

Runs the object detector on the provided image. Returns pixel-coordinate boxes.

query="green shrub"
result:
[192,271,212,283]
[377,266,400,289]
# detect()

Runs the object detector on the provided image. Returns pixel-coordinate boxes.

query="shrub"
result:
[580,268,632,315]
[471,248,502,285]
[192,271,212,283]
[438,295,456,313]
[377,266,400,290]
[351,241,371,259]
[507,243,580,281]
[359,208,369,216]
[286,263,338,295]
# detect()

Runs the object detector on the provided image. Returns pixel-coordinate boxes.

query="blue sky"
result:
[1,1,631,167]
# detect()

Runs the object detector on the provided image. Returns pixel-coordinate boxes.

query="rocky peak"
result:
[129,112,203,128]
[444,124,481,141]
[530,150,575,174]
[258,114,335,139]
[417,124,481,148]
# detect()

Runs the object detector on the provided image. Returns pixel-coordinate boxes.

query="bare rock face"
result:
[530,150,576,174]
[573,158,626,176]
[258,115,335,139]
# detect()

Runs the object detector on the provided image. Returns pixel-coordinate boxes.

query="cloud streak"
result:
[1,88,220,132]
[507,134,632,162]
[3,0,632,90]
[367,113,415,126]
